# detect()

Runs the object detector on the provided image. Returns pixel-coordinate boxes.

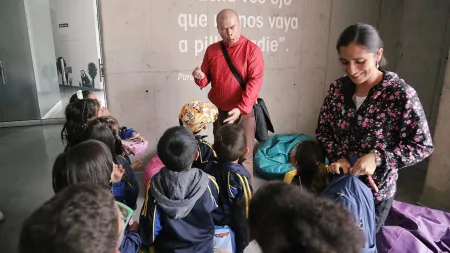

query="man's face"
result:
[217,15,241,45]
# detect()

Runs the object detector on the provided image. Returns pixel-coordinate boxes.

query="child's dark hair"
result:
[69,90,93,103]
[19,183,119,253]
[293,140,329,195]
[214,124,247,162]
[61,98,100,150]
[157,126,197,172]
[249,182,364,253]
[52,140,113,193]
[84,116,123,156]
[337,23,387,70]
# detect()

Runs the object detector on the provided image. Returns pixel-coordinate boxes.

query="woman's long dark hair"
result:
[61,98,100,150]
[52,140,113,193]
[293,140,329,195]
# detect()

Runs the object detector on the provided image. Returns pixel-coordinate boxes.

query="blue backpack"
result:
[321,164,377,252]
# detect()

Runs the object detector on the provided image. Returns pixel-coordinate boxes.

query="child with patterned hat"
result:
[142,100,219,187]
[179,100,219,171]
[178,100,219,134]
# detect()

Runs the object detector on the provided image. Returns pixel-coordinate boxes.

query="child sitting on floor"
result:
[61,98,108,151]
[288,140,377,253]
[70,90,146,143]
[83,117,140,210]
[179,100,218,170]
[139,126,219,253]
[142,100,218,186]
[52,140,141,253]
[20,183,128,253]
[245,182,365,253]
[205,124,253,253]
[94,116,145,169]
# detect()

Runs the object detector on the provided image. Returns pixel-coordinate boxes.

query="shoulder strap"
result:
[220,42,246,90]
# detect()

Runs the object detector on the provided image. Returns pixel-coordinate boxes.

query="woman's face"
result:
[338,43,382,85]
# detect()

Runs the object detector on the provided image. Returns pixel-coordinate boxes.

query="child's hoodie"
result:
[140,167,219,253]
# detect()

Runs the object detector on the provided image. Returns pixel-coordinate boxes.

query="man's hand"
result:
[192,67,205,80]
[223,108,241,124]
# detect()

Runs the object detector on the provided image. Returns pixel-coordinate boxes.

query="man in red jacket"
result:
[192,9,264,175]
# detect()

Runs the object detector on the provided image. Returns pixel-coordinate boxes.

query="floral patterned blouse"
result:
[316,71,434,201]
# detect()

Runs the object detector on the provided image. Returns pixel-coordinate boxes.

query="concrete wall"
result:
[100,0,383,155]
[385,0,450,137]
[379,0,450,172]
[420,49,450,212]
[99,0,450,161]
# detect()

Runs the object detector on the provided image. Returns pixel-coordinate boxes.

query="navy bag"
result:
[321,155,377,253]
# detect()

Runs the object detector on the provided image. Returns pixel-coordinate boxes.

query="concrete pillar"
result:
[419,50,450,212]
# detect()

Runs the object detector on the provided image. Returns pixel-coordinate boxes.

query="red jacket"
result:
[195,36,264,114]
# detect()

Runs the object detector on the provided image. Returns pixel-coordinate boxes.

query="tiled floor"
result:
[0,124,427,252]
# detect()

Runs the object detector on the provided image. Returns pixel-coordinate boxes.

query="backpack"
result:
[321,174,377,253]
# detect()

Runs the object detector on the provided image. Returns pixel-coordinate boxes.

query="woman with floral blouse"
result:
[316,23,434,231]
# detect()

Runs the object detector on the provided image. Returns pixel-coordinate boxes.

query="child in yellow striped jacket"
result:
[204,124,253,253]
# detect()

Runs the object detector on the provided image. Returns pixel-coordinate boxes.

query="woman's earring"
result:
[376,61,379,69]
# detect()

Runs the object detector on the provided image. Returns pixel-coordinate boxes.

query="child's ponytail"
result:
[310,162,330,194]
[293,140,328,194]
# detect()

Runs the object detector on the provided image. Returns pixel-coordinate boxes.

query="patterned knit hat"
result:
[179,100,219,133]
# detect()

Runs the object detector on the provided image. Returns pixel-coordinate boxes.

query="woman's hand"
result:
[329,158,351,174]
[351,153,377,176]
[351,153,380,192]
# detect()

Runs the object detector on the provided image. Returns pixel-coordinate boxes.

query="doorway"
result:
[0,0,106,126]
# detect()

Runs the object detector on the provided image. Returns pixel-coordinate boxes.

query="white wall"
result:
[24,0,61,118]
[50,0,103,89]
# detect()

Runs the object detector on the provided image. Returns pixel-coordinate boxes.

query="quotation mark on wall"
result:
[278,37,288,51]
